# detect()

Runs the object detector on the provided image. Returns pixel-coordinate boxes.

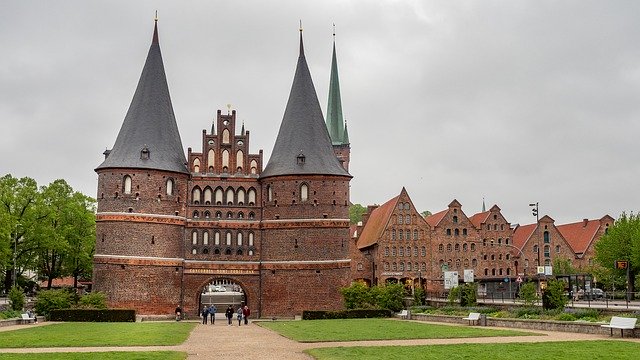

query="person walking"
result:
[236,306,243,326]
[242,305,250,325]
[225,305,234,326]
[202,305,209,325]
[209,304,217,324]
[174,306,182,321]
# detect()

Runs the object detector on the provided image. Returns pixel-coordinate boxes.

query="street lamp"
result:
[529,203,540,266]
[12,223,21,288]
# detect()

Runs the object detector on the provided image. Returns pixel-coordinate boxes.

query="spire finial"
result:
[482,197,486,212]
[154,10,158,22]
[226,103,231,115]
[333,23,336,38]
[298,20,304,56]
[152,12,159,44]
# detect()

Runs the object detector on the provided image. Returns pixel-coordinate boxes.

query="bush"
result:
[0,310,22,319]
[461,283,478,307]
[8,286,25,311]
[447,287,461,306]
[542,280,568,310]
[519,282,539,306]
[35,289,73,318]
[49,309,135,322]
[515,307,542,318]
[373,283,405,312]
[341,282,374,309]
[413,287,425,306]
[302,309,392,320]
[557,313,577,321]
[78,292,108,309]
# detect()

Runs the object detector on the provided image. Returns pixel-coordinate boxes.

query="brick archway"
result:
[195,277,249,314]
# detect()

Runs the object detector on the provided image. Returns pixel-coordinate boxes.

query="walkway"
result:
[0,319,638,359]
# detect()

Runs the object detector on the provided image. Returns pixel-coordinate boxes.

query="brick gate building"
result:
[94,21,351,317]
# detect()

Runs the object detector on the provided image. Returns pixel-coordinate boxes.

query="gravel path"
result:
[0,319,638,359]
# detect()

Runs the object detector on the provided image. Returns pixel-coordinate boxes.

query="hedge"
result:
[302,309,392,320]
[49,309,136,322]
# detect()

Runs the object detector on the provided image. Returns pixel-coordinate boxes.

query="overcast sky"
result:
[1,1,639,226]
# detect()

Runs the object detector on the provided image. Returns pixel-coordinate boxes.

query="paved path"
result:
[0,319,638,359]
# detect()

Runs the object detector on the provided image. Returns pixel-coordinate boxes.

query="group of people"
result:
[174,303,251,325]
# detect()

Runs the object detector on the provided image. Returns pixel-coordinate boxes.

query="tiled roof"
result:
[356,195,399,249]
[469,211,490,228]
[425,209,448,228]
[557,219,600,254]
[512,223,537,250]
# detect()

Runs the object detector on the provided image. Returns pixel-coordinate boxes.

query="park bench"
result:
[20,313,35,324]
[397,310,408,319]
[601,316,637,337]
[462,312,481,325]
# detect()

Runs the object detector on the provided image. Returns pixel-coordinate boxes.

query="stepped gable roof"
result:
[512,223,537,250]
[425,209,448,228]
[469,211,490,228]
[96,20,189,174]
[261,31,350,179]
[356,195,399,249]
[557,219,600,254]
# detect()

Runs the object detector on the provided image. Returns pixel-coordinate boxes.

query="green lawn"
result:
[258,318,535,342]
[0,352,186,360]
[306,341,640,360]
[0,322,196,348]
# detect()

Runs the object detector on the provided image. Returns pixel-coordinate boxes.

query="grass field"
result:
[258,318,535,342]
[0,322,196,348]
[0,352,186,360]
[305,340,640,360]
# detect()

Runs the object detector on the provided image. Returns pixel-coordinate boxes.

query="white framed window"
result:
[123,175,132,194]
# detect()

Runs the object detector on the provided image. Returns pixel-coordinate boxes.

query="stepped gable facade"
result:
[352,189,612,295]
[94,21,351,317]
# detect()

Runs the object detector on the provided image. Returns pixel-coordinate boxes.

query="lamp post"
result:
[12,223,21,288]
[529,202,542,296]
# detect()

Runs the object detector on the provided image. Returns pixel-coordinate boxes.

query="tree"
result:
[542,279,568,310]
[349,204,367,224]
[519,282,539,306]
[553,257,578,275]
[594,212,640,297]
[421,210,432,217]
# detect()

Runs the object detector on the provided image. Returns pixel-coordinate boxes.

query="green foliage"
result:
[49,309,135,322]
[341,282,374,309]
[0,309,22,319]
[413,287,425,306]
[542,279,568,310]
[557,313,577,321]
[574,308,600,320]
[34,289,73,317]
[460,283,478,307]
[421,210,432,217]
[595,212,640,293]
[78,291,108,309]
[341,282,405,312]
[515,307,543,318]
[553,257,578,275]
[372,283,405,312]
[302,309,392,320]
[8,285,25,311]
[518,282,539,306]
[447,287,461,305]
[349,204,367,224]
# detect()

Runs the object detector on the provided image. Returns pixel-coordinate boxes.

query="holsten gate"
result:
[93,20,352,317]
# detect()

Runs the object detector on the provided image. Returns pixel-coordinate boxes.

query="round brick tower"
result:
[94,20,190,314]
[258,30,352,316]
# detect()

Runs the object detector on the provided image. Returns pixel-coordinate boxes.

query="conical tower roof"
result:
[326,36,346,145]
[96,20,189,174]
[261,31,350,179]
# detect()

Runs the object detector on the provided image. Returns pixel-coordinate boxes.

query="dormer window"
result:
[140,146,150,160]
[296,152,305,165]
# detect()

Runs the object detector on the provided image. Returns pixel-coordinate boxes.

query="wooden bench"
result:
[397,310,408,319]
[462,312,481,325]
[20,313,35,324]
[601,316,637,337]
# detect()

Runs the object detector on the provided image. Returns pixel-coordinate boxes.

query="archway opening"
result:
[198,278,246,319]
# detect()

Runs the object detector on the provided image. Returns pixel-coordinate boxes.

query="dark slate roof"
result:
[96,21,189,174]
[326,39,346,145]
[261,32,351,179]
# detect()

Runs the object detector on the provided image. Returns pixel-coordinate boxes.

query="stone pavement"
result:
[0,319,638,359]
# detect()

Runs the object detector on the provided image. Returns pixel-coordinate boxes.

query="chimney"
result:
[583,219,589,227]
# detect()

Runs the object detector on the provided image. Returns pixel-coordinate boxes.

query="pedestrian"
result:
[209,304,217,324]
[174,306,182,321]
[225,305,234,326]
[202,305,209,324]
[236,306,243,326]
[242,305,250,325]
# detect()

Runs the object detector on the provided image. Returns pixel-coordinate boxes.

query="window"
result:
[413,247,418,256]
[406,262,411,271]
[498,238,502,245]
[406,230,411,240]
[398,215,403,224]
[193,158,200,173]
[237,188,246,205]
[193,211,199,218]
[222,129,230,143]
[421,246,426,257]
[406,246,411,257]
[455,259,461,268]
[544,231,550,244]
[207,149,215,171]
[226,188,234,205]
[215,188,223,205]
[204,188,212,204]
[421,262,426,271]
[123,175,132,194]
[192,248,197,255]
[438,244,444,252]
[453,216,458,223]
[399,230,403,240]
[454,229,459,236]
[447,244,452,251]
[237,232,243,246]
[226,232,232,246]
[248,232,254,246]
[192,187,201,204]
[204,211,210,218]
[555,245,560,253]
[250,160,258,174]
[446,229,452,236]
[544,245,550,258]
[236,150,244,171]
[248,188,256,205]
[414,229,419,240]
[166,179,174,195]
[533,244,539,253]
[405,215,410,224]
[248,249,254,256]
[399,247,404,257]
[391,230,396,240]
[455,243,460,251]
[357,263,363,271]
[399,262,404,271]
[384,262,389,271]
[215,211,222,219]
[472,259,477,266]
[392,262,397,271]
[462,243,468,251]
[462,228,467,236]
[222,150,229,170]
[385,247,389,256]
[267,185,272,202]
[214,231,220,245]
[300,184,308,202]
[391,247,396,256]
[471,243,476,251]
[191,231,198,245]
[203,232,209,245]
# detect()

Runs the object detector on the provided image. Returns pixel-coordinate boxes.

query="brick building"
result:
[94,21,351,317]
[351,188,613,297]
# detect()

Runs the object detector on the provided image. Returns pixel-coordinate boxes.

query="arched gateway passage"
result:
[198,278,247,314]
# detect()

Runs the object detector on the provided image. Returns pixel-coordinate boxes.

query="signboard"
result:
[381,272,403,276]
[444,271,459,290]
[463,269,474,283]
[537,266,545,275]
[504,278,510,283]
[544,266,553,276]
[615,260,629,270]
[516,276,523,283]
[441,263,449,272]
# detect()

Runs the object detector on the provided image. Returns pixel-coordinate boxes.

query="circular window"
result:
[223,120,229,126]
[208,139,214,145]
[237,140,243,146]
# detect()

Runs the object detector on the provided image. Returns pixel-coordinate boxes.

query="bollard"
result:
[479,314,487,326]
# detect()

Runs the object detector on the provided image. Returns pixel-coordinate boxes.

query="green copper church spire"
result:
[326,26,347,145]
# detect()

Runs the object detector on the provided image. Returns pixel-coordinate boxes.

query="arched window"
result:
[248,212,255,219]
[237,232,243,246]
[191,231,198,245]
[237,188,246,205]
[267,186,272,202]
[392,262,397,271]
[207,149,215,171]
[193,211,199,218]
[391,230,396,240]
[248,232,254,246]
[192,248,197,255]
[533,244,539,253]
[238,212,244,219]
[204,211,210,218]
[123,175,132,194]
[544,231,550,244]
[225,248,232,255]
[193,158,200,173]
[214,188,223,205]
[385,247,389,256]
[204,187,213,205]
[236,150,244,171]
[384,262,390,271]
[406,246,411,257]
[166,178,174,196]
[406,230,411,240]
[421,246,426,257]
[248,249,254,256]
[413,247,418,257]
[399,247,404,256]
[248,188,256,205]
[226,188,234,205]
[300,184,308,202]
[472,259,477,266]
[471,243,476,251]
[214,231,220,245]
[391,247,396,256]
[556,245,561,253]
[421,262,426,271]
[438,244,444,252]
[414,229,419,240]
[455,243,460,251]
[192,187,201,204]
[222,129,230,143]
[222,150,229,170]
[399,230,403,240]
[447,244,452,251]
[463,243,468,251]
[399,262,404,271]
[544,245,550,258]
[407,262,412,271]
[405,215,410,224]
[226,232,232,246]
[455,259,461,268]
[215,211,222,219]
[203,231,209,245]
[453,216,458,223]
[226,212,233,219]
[250,160,258,174]
[398,215,403,224]
[454,229,460,236]
[237,249,243,255]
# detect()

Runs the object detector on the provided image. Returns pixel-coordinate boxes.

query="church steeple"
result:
[96,18,188,174]
[326,28,347,145]
[261,27,350,178]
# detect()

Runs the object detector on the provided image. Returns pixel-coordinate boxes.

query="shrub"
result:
[515,307,542,318]
[557,313,577,321]
[302,309,392,320]
[0,310,22,319]
[373,283,405,312]
[78,292,108,309]
[35,289,73,318]
[413,287,425,306]
[447,287,461,306]
[542,279,568,310]
[460,283,478,307]
[519,282,539,306]
[49,309,135,322]
[8,286,25,311]
[341,282,374,309]
[574,308,600,320]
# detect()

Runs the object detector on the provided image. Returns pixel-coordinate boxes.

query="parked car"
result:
[577,288,605,300]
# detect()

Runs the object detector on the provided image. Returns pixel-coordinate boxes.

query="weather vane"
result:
[154,10,158,22]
